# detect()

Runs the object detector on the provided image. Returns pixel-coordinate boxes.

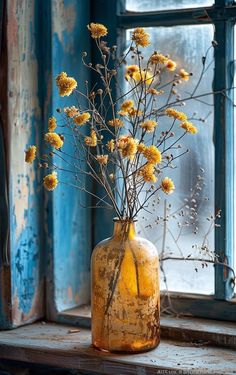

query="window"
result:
[116,0,236,319]
[0,0,236,330]
[124,25,215,294]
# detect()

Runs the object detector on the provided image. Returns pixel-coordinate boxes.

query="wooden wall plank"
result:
[0,0,45,328]
[45,0,92,318]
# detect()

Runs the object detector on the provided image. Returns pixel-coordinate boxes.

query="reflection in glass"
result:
[123,25,215,294]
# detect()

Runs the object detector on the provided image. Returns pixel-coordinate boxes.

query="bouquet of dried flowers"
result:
[25,23,202,221]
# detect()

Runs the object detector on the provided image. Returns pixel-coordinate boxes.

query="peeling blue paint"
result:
[0,0,44,328]
[50,0,92,312]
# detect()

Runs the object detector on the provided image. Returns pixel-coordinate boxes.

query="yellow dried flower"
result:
[64,106,79,118]
[143,145,162,165]
[165,59,177,71]
[56,72,77,97]
[165,108,187,121]
[122,138,138,160]
[132,70,153,85]
[48,117,57,132]
[96,154,108,165]
[120,100,134,112]
[147,88,162,95]
[25,145,37,164]
[179,68,190,81]
[137,143,146,153]
[117,110,127,117]
[108,118,124,127]
[43,172,58,191]
[141,120,157,133]
[132,27,150,47]
[107,139,115,152]
[128,108,143,117]
[85,129,97,147]
[117,135,129,150]
[180,121,198,134]
[87,23,108,39]
[74,112,91,126]
[44,132,63,149]
[150,53,167,65]
[140,163,157,183]
[161,177,175,194]
[125,65,139,80]
[117,136,138,160]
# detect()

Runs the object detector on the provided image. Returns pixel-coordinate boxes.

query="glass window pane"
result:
[126,0,214,12]
[123,25,215,294]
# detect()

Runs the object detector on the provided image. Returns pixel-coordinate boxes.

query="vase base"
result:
[92,340,160,354]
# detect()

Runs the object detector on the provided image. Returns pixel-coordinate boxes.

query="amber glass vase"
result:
[91,218,160,353]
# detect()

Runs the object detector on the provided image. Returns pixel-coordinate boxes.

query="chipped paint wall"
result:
[0,0,45,328]
[46,0,92,315]
[8,0,45,326]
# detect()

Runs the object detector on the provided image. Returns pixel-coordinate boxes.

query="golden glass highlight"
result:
[91,219,160,353]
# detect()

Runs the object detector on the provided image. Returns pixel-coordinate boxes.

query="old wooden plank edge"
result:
[57,305,236,348]
[0,323,236,375]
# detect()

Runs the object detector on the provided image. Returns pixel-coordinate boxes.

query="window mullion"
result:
[214,19,235,300]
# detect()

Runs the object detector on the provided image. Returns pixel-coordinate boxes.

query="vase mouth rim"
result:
[113,217,137,223]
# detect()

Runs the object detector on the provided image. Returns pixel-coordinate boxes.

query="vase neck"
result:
[113,219,136,240]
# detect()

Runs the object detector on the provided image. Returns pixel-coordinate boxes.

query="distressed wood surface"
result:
[0,0,45,329]
[58,305,236,348]
[45,0,92,319]
[0,322,236,374]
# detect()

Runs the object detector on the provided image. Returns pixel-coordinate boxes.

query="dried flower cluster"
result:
[25,23,203,221]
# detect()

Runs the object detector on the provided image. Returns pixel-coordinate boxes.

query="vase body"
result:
[91,219,160,353]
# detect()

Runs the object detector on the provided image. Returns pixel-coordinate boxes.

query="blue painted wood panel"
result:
[45,0,92,317]
[0,0,45,328]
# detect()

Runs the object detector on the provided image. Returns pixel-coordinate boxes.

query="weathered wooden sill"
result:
[0,322,236,375]
[58,304,236,349]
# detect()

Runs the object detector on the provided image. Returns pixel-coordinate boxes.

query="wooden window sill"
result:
[58,305,236,348]
[0,322,236,375]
